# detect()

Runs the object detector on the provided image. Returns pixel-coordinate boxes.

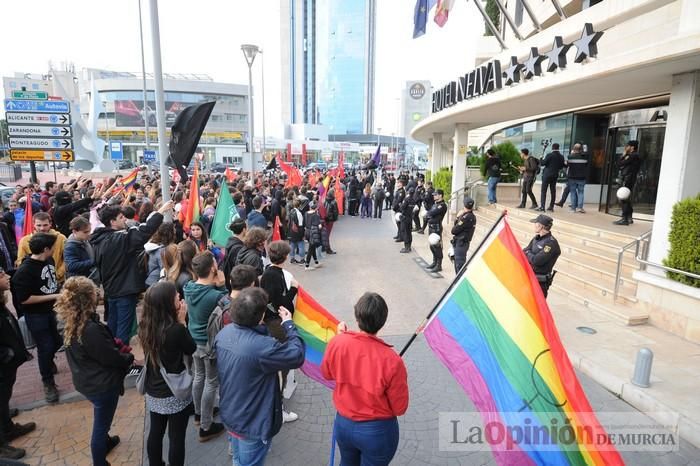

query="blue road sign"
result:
[110,141,124,160]
[4,99,70,113]
[143,150,156,162]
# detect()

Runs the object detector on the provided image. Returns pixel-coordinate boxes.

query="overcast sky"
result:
[0,0,481,138]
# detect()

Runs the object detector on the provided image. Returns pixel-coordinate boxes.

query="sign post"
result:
[110,141,124,160]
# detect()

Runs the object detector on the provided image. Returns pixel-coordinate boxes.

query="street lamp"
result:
[241,44,260,172]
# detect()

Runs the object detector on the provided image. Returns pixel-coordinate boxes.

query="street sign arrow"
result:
[5,112,71,126]
[4,99,70,113]
[9,137,73,150]
[8,126,73,138]
[10,149,74,162]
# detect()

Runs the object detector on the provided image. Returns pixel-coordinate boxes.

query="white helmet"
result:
[428,233,441,245]
[413,205,420,213]
[395,213,402,222]
[616,186,631,200]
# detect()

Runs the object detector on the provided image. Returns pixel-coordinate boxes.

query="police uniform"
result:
[392,185,406,241]
[419,186,435,233]
[412,183,426,232]
[424,190,447,272]
[523,214,561,297]
[450,197,476,274]
[399,187,416,252]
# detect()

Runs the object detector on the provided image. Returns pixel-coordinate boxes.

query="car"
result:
[208,162,227,173]
[0,186,15,205]
[306,162,328,171]
[20,163,46,172]
[116,160,135,170]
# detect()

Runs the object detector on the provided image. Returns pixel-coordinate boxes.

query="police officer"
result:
[523,214,561,297]
[450,196,476,274]
[399,187,416,253]
[614,140,641,226]
[392,179,406,242]
[412,179,426,232]
[418,181,435,234]
[424,189,447,272]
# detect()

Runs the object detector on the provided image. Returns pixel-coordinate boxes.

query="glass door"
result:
[601,126,664,218]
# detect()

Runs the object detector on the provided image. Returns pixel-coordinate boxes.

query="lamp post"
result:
[241,44,260,172]
[259,48,267,159]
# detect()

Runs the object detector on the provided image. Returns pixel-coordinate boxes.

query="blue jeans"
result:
[289,240,305,262]
[569,179,586,210]
[487,176,500,203]
[23,312,61,384]
[334,414,399,466]
[85,387,121,466]
[107,294,138,345]
[230,434,271,466]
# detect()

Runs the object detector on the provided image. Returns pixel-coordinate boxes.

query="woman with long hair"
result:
[360,183,373,218]
[57,277,134,466]
[188,222,223,265]
[144,222,176,287]
[167,240,197,299]
[139,281,196,466]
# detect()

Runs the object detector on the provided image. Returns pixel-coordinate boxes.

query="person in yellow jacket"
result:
[16,212,67,283]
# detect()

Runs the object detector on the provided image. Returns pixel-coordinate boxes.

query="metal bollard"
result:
[631,347,654,388]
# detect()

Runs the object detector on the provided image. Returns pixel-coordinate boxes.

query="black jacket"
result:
[305,211,322,246]
[286,208,305,242]
[260,266,297,321]
[91,212,164,298]
[53,198,94,237]
[566,152,589,180]
[485,156,501,178]
[145,322,196,398]
[541,151,566,179]
[223,236,245,291]
[0,304,30,370]
[65,315,134,397]
[236,246,264,276]
[618,151,641,187]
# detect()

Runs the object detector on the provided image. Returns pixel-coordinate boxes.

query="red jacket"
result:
[321,331,409,421]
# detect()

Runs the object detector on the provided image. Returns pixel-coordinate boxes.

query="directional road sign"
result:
[9,137,73,150]
[110,141,124,160]
[11,91,48,100]
[8,126,72,138]
[143,150,156,162]
[5,112,71,125]
[4,99,70,113]
[10,150,74,162]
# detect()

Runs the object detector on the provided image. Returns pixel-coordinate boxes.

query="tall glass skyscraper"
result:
[281,0,376,135]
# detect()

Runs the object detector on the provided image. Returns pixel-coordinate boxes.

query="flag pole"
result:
[398,210,507,357]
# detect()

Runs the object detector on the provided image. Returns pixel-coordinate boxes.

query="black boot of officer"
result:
[451,196,476,274]
[425,189,447,272]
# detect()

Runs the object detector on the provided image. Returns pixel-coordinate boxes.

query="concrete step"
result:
[491,202,640,246]
[475,207,636,256]
[553,266,638,305]
[550,280,648,326]
[555,254,639,290]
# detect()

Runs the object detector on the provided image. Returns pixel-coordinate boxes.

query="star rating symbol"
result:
[502,56,523,86]
[522,47,546,79]
[544,36,571,72]
[573,23,603,63]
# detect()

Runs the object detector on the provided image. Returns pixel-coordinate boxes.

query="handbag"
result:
[135,354,193,401]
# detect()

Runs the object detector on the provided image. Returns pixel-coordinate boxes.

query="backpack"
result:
[205,295,232,357]
[288,210,300,234]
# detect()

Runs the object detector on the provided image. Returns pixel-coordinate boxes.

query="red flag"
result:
[272,216,282,241]
[21,191,33,240]
[334,182,344,215]
[225,167,237,182]
[338,152,346,180]
[279,157,303,187]
[183,161,200,232]
[301,144,307,166]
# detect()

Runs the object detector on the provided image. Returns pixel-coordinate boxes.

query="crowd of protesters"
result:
[0,163,419,465]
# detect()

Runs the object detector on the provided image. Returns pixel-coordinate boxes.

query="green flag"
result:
[210,183,239,247]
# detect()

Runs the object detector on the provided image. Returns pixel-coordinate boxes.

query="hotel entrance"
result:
[600,108,667,220]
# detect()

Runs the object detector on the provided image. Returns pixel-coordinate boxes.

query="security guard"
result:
[523,214,561,297]
[450,196,476,274]
[424,189,448,272]
[392,179,406,242]
[400,187,416,253]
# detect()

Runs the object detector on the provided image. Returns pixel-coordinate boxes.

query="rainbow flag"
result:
[293,287,339,389]
[183,161,200,231]
[423,217,623,465]
[113,167,139,195]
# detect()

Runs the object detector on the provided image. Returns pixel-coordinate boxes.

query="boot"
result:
[429,261,443,273]
[4,422,36,442]
[516,203,526,209]
[44,382,59,404]
[613,217,630,226]
[400,246,411,253]
[530,204,539,210]
[0,444,26,460]
[425,261,436,269]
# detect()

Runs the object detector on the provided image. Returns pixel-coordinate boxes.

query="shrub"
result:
[433,167,453,201]
[663,194,700,288]
[479,141,522,183]
[484,0,500,36]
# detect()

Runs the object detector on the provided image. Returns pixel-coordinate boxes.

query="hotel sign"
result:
[432,23,603,114]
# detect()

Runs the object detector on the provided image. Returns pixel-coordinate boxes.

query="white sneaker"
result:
[305,265,315,271]
[315,262,323,268]
[283,410,299,423]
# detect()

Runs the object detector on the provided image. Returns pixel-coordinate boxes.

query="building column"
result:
[647,71,700,269]
[430,133,442,179]
[451,124,469,212]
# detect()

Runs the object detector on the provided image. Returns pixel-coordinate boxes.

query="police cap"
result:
[463,196,474,209]
[434,189,444,196]
[530,214,553,228]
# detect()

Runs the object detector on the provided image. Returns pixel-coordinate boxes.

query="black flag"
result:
[168,101,216,182]
[265,156,278,171]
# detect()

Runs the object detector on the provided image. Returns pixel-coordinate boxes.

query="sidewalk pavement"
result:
[411,215,700,448]
[10,389,144,466]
